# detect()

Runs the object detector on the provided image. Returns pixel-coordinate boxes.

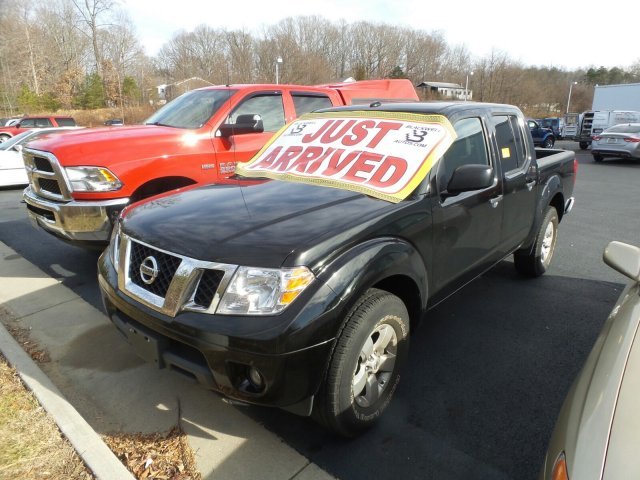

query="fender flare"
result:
[520,174,564,253]
[317,237,428,330]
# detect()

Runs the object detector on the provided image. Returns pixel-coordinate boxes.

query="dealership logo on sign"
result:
[236,111,457,203]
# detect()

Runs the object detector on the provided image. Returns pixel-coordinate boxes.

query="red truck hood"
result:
[26,125,205,166]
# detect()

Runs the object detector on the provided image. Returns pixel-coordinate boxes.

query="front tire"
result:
[0,134,10,143]
[579,141,589,150]
[313,288,409,437]
[514,207,559,277]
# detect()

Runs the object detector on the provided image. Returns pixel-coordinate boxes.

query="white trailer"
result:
[592,83,640,111]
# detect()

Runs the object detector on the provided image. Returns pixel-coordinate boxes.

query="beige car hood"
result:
[602,284,640,478]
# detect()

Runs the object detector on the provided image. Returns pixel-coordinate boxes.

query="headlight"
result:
[217,266,314,315]
[65,166,122,192]
[108,220,121,270]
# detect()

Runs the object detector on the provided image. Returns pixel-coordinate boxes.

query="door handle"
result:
[489,195,503,208]
[525,180,536,191]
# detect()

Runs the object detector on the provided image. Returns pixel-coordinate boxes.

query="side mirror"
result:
[13,144,22,153]
[603,241,640,282]
[218,114,264,138]
[446,164,494,195]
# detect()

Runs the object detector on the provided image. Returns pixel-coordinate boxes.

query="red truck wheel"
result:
[313,288,409,437]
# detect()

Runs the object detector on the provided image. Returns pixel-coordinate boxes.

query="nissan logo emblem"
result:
[139,256,159,285]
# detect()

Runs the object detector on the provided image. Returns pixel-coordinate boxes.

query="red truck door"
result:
[212,89,340,173]
[212,91,286,172]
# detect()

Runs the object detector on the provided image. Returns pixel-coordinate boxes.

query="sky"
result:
[123,0,639,71]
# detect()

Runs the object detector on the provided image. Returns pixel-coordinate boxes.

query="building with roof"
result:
[416,81,473,101]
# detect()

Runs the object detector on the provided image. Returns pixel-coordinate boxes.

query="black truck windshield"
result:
[145,89,238,129]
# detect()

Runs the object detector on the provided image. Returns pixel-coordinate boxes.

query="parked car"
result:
[0,127,82,187]
[528,118,555,148]
[540,241,640,480]
[539,117,565,139]
[0,116,77,143]
[591,123,640,162]
[104,118,124,126]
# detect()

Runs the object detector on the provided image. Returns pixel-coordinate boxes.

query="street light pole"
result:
[465,71,474,101]
[276,56,283,85]
[566,81,577,114]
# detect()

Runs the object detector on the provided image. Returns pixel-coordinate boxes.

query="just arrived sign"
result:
[237,112,457,202]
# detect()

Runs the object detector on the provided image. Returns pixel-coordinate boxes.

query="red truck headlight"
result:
[65,166,123,192]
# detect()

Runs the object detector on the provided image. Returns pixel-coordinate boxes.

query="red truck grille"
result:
[37,178,62,195]
[22,148,72,201]
[33,156,54,173]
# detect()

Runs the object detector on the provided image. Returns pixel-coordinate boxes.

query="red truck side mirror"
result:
[218,114,264,138]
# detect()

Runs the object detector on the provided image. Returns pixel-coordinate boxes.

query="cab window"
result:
[492,115,526,173]
[438,117,489,188]
[35,118,53,128]
[229,94,285,132]
[292,93,333,116]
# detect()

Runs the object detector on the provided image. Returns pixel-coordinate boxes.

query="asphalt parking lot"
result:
[0,140,638,479]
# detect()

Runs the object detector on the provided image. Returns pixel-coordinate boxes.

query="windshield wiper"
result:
[145,121,174,127]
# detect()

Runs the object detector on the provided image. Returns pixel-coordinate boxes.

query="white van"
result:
[576,110,640,149]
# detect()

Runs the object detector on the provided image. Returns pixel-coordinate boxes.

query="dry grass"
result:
[104,427,202,480]
[0,314,202,480]
[0,354,93,480]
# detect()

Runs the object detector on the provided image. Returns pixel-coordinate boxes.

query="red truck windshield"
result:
[145,89,238,129]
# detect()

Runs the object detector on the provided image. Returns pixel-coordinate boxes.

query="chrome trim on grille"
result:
[22,147,73,201]
[118,234,237,317]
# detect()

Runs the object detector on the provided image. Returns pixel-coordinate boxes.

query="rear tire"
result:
[579,141,589,150]
[593,154,603,162]
[0,134,10,143]
[514,207,559,277]
[542,137,555,148]
[313,288,409,437]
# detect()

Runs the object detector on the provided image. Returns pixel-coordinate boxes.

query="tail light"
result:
[573,158,578,176]
[591,135,601,141]
[624,136,640,143]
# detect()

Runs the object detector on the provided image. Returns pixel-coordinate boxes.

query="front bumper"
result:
[97,250,336,415]
[23,186,128,244]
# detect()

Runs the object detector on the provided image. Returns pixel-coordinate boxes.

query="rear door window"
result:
[492,115,526,173]
[35,118,53,127]
[292,93,333,116]
[55,118,76,127]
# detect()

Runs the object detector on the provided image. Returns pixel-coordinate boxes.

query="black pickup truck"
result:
[98,102,577,437]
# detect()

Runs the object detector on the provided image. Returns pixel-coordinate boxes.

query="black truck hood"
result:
[122,180,408,269]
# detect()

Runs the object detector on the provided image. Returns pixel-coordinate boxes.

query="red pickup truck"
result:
[22,80,418,248]
[0,116,77,142]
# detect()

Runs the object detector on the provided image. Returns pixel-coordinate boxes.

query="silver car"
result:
[591,123,640,162]
[540,241,640,480]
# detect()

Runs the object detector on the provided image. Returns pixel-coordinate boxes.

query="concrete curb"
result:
[0,320,135,480]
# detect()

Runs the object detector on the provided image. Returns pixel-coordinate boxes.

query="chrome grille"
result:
[37,178,62,195]
[119,235,237,317]
[22,148,72,201]
[33,155,54,172]
[194,270,225,308]
[128,241,182,298]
